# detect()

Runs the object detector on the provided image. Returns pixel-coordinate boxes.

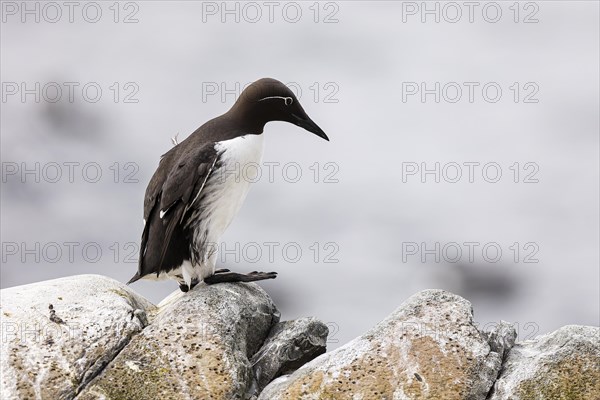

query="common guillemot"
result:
[127,78,329,292]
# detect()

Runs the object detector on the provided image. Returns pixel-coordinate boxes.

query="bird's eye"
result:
[284,97,293,106]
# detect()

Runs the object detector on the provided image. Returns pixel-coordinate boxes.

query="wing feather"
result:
[134,143,220,279]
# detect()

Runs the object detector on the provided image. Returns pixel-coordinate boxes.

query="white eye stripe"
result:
[258,96,293,105]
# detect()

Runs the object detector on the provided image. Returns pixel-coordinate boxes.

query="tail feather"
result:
[127,272,141,285]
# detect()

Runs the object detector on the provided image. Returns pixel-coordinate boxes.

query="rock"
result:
[488,325,600,399]
[2,275,597,400]
[77,282,280,400]
[481,320,517,360]
[250,317,328,395]
[259,289,511,400]
[0,274,154,400]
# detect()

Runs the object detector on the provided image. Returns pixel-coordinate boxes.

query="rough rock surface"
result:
[0,275,154,400]
[78,282,279,400]
[259,289,511,400]
[250,317,329,394]
[488,325,600,400]
[2,276,598,400]
[481,320,517,361]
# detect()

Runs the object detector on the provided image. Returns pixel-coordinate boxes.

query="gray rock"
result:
[0,274,155,400]
[3,275,597,400]
[77,282,279,400]
[250,317,328,395]
[481,320,517,360]
[488,325,600,400]
[259,289,510,400]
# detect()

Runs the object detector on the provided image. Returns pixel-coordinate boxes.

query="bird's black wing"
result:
[128,143,220,283]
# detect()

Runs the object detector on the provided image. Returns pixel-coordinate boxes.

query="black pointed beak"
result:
[292,113,329,141]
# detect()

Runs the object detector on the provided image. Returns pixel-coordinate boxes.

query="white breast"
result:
[211,134,265,235]
[188,133,265,280]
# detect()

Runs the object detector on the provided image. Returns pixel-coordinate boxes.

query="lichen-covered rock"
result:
[3,274,596,400]
[77,282,279,400]
[250,317,328,395]
[488,325,600,400]
[0,274,154,400]
[258,289,511,400]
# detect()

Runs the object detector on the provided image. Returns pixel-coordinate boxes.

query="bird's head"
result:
[229,78,329,141]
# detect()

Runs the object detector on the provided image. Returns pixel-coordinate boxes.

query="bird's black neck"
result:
[224,104,267,135]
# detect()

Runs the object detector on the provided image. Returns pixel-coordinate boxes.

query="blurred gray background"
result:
[1,1,598,349]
